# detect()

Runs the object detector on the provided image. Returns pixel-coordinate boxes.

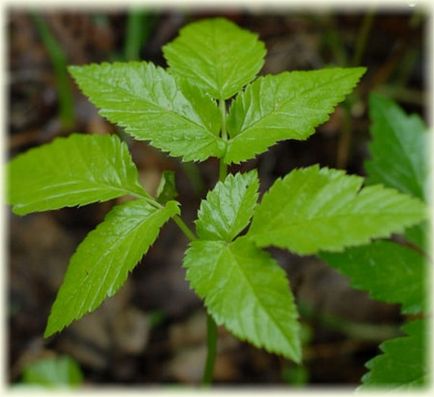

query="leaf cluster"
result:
[321,94,429,388]
[6,18,428,381]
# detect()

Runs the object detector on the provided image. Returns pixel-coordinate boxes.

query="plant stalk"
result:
[31,13,74,130]
[202,314,218,385]
[201,99,230,385]
[218,99,228,181]
[172,214,197,241]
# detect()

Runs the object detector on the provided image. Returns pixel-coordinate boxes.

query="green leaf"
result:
[7,134,146,215]
[69,62,225,162]
[45,199,179,337]
[320,241,426,314]
[405,223,428,250]
[248,165,426,255]
[163,18,266,100]
[365,93,428,200]
[156,171,178,205]
[22,356,83,387]
[225,67,366,164]
[183,237,301,362]
[360,320,427,389]
[195,171,259,241]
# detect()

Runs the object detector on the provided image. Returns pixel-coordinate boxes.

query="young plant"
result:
[7,18,427,385]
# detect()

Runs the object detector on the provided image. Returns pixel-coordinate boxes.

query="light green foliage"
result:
[156,170,178,204]
[7,134,146,215]
[69,62,224,161]
[365,93,428,200]
[45,200,179,337]
[195,171,259,241]
[360,320,427,389]
[248,165,426,254]
[163,18,266,100]
[183,237,301,362]
[225,67,366,164]
[8,17,428,380]
[320,241,425,314]
[21,356,83,387]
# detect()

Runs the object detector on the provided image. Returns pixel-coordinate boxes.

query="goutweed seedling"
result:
[7,18,427,386]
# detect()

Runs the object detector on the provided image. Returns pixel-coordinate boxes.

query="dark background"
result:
[7,7,427,386]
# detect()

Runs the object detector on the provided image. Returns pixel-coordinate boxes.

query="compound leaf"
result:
[195,171,259,241]
[365,93,428,200]
[248,165,426,255]
[163,18,266,100]
[69,62,224,162]
[7,134,147,215]
[225,67,366,164]
[183,237,301,362]
[45,199,179,337]
[320,241,426,314]
[360,320,427,389]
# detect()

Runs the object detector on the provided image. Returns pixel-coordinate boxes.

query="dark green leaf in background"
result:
[365,93,428,200]
[320,240,426,314]
[360,320,427,389]
[21,356,83,388]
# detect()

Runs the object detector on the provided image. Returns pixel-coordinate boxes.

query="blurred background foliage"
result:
[7,7,426,386]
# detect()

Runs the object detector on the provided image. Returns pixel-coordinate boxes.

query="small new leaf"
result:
[69,62,224,162]
[320,241,426,314]
[163,18,266,100]
[195,171,259,241]
[360,320,427,389]
[248,165,426,255]
[156,171,178,205]
[7,134,147,215]
[44,199,179,337]
[225,67,366,164]
[183,237,301,362]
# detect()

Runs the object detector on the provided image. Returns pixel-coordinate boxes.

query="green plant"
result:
[7,18,427,386]
[322,94,429,389]
[19,355,83,388]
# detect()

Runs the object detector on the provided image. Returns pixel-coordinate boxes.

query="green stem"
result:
[124,9,156,61]
[172,214,197,241]
[218,99,228,181]
[219,99,227,141]
[202,314,218,385]
[352,10,375,66]
[219,160,227,181]
[31,13,74,130]
[200,98,229,386]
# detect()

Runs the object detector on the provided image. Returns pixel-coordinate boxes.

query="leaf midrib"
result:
[51,204,165,329]
[231,69,360,139]
[224,242,297,356]
[79,71,218,140]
